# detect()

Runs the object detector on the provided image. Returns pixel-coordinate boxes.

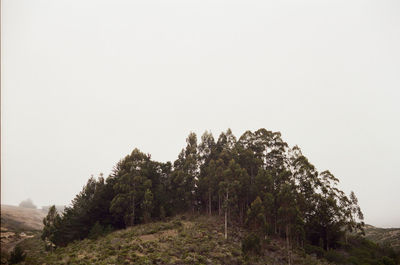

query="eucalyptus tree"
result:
[219,159,245,239]
[172,132,199,212]
[110,149,152,227]
[197,131,217,214]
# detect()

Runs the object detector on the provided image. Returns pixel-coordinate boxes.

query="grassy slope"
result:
[1,205,45,232]
[18,215,328,265]
[364,224,400,251]
[1,205,46,264]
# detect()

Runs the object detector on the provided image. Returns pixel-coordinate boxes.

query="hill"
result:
[16,215,329,265]
[1,205,45,232]
[1,205,46,260]
[364,224,400,251]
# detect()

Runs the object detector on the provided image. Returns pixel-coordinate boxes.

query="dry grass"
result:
[1,205,46,231]
[1,204,46,254]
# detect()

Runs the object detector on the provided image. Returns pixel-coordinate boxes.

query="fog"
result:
[2,0,399,227]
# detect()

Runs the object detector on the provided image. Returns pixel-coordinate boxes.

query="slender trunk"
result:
[219,194,221,216]
[286,224,291,265]
[239,203,243,224]
[251,167,254,185]
[225,190,228,239]
[209,189,212,216]
[132,195,135,226]
[326,229,329,250]
[322,229,328,250]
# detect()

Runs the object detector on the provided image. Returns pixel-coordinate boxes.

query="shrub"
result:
[9,245,26,264]
[381,256,396,265]
[304,244,324,258]
[88,221,105,240]
[325,249,346,264]
[242,233,261,255]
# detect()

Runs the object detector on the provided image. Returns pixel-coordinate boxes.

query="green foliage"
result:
[304,243,325,258]
[9,245,26,264]
[246,197,266,233]
[41,205,61,246]
[381,256,396,265]
[324,249,346,263]
[242,233,261,255]
[88,221,108,240]
[142,189,154,223]
[39,127,368,261]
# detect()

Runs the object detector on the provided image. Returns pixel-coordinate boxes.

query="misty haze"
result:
[1,0,399,264]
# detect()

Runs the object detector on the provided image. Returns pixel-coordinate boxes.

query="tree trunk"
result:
[224,190,228,239]
[209,189,212,216]
[239,203,243,224]
[286,224,291,265]
[219,194,221,216]
[132,195,135,226]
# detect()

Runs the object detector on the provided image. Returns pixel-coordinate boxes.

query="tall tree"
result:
[110,149,152,227]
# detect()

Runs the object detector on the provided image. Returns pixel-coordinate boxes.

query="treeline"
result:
[42,128,364,252]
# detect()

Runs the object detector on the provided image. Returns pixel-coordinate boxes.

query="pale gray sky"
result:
[2,0,399,227]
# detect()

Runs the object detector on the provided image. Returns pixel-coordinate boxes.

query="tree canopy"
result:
[42,128,365,253]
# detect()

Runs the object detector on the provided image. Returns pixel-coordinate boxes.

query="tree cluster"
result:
[42,128,364,252]
[19,198,37,209]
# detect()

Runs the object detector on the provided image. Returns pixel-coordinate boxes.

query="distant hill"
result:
[364,224,400,251]
[1,205,45,232]
[1,205,46,257]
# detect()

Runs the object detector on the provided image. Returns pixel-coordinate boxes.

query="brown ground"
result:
[1,205,46,231]
[1,205,46,253]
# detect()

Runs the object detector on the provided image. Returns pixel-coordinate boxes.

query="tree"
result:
[246,197,266,233]
[142,189,154,223]
[171,132,199,212]
[277,181,300,265]
[41,205,61,247]
[110,149,152,227]
[37,127,366,258]
[198,131,217,214]
[8,245,26,264]
[219,159,243,239]
[19,198,37,209]
[198,159,217,216]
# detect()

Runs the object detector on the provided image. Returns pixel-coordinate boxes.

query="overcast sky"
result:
[2,0,399,227]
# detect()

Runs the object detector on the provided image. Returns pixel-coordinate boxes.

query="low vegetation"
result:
[9,215,400,265]
[14,215,330,265]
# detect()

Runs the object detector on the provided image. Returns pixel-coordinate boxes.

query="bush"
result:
[88,222,106,240]
[325,249,346,264]
[242,233,261,255]
[9,245,26,264]
[304,244,324,258]
[381,256,396,265]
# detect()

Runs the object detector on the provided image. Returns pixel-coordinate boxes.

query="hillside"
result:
[1,205,46,256]
[364,224,400,251]
[1,205,45,231]
[16,215,328,265]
